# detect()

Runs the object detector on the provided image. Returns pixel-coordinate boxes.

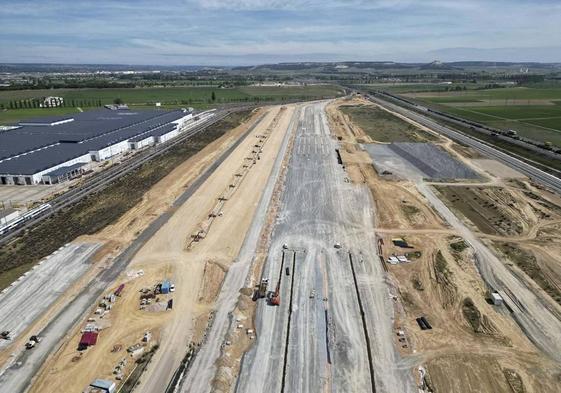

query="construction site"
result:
[1,95,561,393]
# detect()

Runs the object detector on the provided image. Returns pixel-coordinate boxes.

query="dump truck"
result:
[257,278,269,299]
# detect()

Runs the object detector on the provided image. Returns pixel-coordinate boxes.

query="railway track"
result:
[0,108,245,246]
[365,94,561,195]
[280,250,297,393]
[348,252,377,393]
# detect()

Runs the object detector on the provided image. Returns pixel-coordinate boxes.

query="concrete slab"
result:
[0,185,66,207]
[0,242,100,348]
[363,143,424,181]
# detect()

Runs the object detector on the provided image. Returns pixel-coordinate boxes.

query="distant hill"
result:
[420,60,462,70]
[0,63,208,73]
[1,61,559,74]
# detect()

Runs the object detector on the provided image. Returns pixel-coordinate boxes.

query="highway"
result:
[366,94,561,195]
[0,109,228,246]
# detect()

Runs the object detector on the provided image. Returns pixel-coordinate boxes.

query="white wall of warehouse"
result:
[30,153,92,184]
[156,128,179,144]
[173,113,193,128]
[91,140,130,161]
[129,136,155,150]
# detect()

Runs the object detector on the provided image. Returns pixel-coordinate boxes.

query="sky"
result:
[1,0,561,66]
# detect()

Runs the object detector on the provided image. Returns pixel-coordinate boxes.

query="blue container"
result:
[161,280,171,294]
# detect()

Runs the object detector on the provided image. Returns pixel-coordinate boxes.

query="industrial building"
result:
[84,379,116,393]
[0,107,194,185]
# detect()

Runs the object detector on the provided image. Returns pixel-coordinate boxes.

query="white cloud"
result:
[1,0,561,64]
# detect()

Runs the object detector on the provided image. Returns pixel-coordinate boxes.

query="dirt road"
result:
[417,182,561,363]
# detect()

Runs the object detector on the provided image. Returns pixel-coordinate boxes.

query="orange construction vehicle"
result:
[269,280,280,306]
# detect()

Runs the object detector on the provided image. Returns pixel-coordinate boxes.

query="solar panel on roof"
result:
[0,109,186,175]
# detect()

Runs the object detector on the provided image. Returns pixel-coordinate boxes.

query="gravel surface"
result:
[236,102,416,393]
[388,142,480,180]
[178,106,298,393]
[363,143,424,181]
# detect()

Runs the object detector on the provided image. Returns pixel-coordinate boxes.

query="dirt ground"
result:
[427,354,514,393]
[380,229,561,392]
[27,105,296,393]
[327,100,446,231]
[210,105,299,393]
[434,185,541,236]
[326,98,561,393]
[472,159,526,179]
[432,175,561,312]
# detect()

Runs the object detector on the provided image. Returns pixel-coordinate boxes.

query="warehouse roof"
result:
[18,114,75,126]
[151,123,178,137]
[0,143,87,175]
[0,109,186,175]
[129,134,155,143]
[0,109,177,161]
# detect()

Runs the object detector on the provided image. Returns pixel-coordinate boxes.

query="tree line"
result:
[1,98,104,110]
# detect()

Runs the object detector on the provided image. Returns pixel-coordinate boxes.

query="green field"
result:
[0,85,342,106]
[407,87,561,101]
[340,104,437,143]
[240,85,343,97]
[0,107,83,124]
[357,83,488,94]
[0,85,343,125]
[401,87,561,146]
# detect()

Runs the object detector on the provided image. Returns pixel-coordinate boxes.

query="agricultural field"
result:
[403,87,561,146]
[239,84,344,97]
[357,83,488,94]
[0,84,343,125]
[339,104,437,142]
